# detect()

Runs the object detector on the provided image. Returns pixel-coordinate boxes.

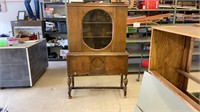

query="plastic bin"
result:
[57,22,67,33]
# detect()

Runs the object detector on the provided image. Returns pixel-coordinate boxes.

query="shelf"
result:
[159,4,174,9]
[129,9,200,12]
[44,31,67,34]
[193,48,200,55]
[127,50,149,58]
[191,62,200,71]
[84,36,112,38]
[44,18,66,21]
[176,9,200,11]
[13,26,41,29]
[126,37,151,43]
[43,2,65,5]
[127,31,151,35]
[83,22,112,24]
[128,9,175,12]
[195,39,200,42]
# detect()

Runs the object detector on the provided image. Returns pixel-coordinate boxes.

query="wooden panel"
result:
[181,37,195,90]
[67,2,127,7]
[67,54,128,75]
[152,26,200,39]
[89,56,106,74]
[67,7,82,52]
[112,7,128,52]
[106,56,128,74]
[82,7,114,14]
[149,29,187,89]
[68,56,90,75]
[67,52,129,56]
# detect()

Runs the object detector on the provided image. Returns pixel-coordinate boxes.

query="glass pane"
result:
[83,9,112,49]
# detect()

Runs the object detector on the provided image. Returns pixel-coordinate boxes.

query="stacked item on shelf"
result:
[46,36,68,60]
[176,13,200,22]
[15,30,39,41]
[127,13,171,25]
[46,36,68,47]
[45,7,54,18]
[128,0,199,9]
[45,21,56,31]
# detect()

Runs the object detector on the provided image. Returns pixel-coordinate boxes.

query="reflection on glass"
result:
[83,9,112,49]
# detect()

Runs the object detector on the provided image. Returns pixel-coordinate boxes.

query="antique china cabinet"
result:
[66,2,128,98]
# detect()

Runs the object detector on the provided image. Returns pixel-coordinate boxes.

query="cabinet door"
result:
[106,56,128,75]
[68,56,90,75]
[80,7,115,52]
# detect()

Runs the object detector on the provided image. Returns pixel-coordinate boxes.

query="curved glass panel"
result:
[83,9,112,49]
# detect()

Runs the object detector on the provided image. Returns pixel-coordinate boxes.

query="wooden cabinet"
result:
[148,25,200,111]
[66,2,128,98]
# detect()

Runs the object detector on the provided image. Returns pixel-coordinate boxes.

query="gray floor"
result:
[0,62,199,112]
[0,62,142,112]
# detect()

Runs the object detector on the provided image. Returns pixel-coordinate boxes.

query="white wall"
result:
[0,1,35,35]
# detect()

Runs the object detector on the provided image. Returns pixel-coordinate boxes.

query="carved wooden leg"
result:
[123,73,128,97]
[68,75,72,99]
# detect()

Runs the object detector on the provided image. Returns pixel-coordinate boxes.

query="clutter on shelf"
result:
[127,0,199,9]
[15,31,39,41]
[46,36,68,47]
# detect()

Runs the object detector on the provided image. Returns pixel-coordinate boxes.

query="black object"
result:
[0,107,8,112]
[57,22,67,33]
[50,52,58,58]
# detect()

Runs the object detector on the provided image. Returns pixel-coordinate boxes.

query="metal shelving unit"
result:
[127,0,200,74]
[44,18,66,21]
[41,2,68,61]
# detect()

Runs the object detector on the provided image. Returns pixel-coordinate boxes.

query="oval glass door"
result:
[83,9,112,49]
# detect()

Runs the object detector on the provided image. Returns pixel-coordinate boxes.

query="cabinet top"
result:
[67,2,127,7]
[0,39,45,49]
[152,25,200,39]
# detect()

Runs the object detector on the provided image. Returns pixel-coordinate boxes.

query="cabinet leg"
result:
[68,75,72,99]
[120,74,123,87]
[123,74,128,97]
[72,75,74,87]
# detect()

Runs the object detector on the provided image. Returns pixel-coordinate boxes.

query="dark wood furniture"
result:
[66,2,128,98]
[149,25,200,111]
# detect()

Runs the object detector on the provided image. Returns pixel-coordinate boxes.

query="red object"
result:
[138,1,145,9]
[144,0,159,9]
[9,38,19,41]
[141,59,149,68]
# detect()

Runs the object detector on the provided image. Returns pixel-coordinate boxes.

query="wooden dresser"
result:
[66,2,128,98]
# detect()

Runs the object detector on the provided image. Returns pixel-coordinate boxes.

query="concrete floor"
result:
[0,62,199,112]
